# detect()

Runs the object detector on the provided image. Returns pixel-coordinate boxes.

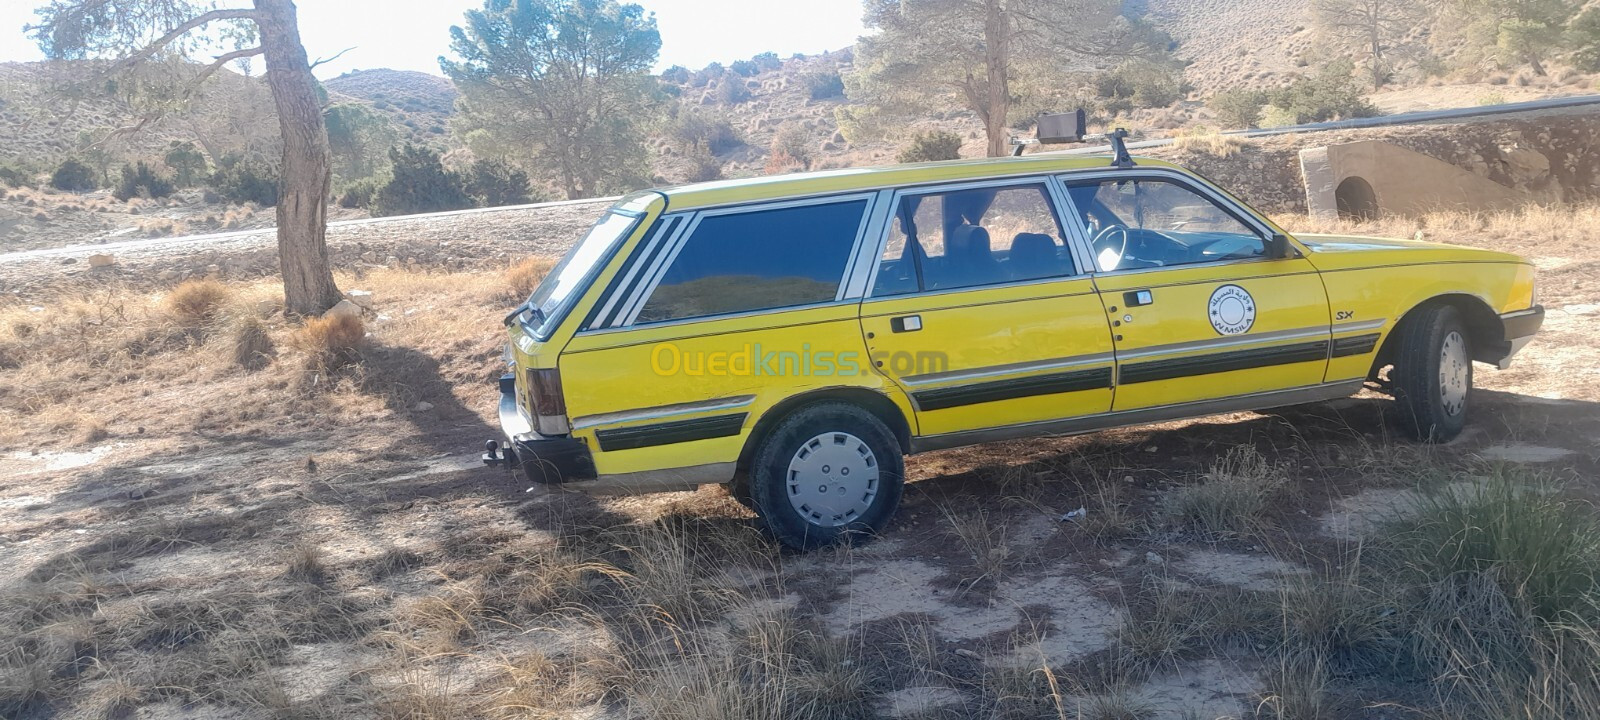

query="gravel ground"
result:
[0,198,613,298]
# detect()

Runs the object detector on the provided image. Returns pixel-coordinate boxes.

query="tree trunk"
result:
[982,0,1012,157]
[255,0,341,316]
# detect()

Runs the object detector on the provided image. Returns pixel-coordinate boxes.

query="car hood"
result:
[1294,233,1527,269]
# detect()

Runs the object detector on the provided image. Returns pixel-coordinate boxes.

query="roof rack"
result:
[1010,110,1136,169]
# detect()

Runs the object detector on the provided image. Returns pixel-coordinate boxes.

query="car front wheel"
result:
[748,402,905,551]
[1391,304,1472,442]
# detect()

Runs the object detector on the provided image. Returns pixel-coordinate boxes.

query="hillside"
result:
[1137,0,1313,94]
[324,68,458,146]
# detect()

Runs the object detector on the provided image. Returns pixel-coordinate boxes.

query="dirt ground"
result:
[1,205,1597,719]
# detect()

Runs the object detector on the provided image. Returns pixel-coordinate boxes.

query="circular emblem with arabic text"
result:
[1208,284,1256,336]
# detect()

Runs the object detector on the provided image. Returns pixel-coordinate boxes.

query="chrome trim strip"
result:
[565,462,737,496]
[615,213,695,327]
[1115,325,1331,361]
[574,298,859,340]
[588,215,681,330]
[572,395,757,430]
[1331,318,1386,333]
[910,380,1364,454]
[902,352,1115,387]
[836,191,886,301]
[1499,307,1541,320]
[853,189,898,299]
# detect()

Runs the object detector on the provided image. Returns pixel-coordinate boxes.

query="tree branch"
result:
[309,46,356,71]
[112,8,261,72]
[186,46,265,92]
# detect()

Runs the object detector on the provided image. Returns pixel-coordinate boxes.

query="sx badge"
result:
[1208,284,1256,335]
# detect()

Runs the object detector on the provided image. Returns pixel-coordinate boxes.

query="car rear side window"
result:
[873,183,1075,296]
[634,198,869,324]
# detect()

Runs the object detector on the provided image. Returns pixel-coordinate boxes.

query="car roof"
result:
[653,153,1184,211]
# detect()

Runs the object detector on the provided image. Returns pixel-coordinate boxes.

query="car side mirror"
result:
[1267,232,1293,259]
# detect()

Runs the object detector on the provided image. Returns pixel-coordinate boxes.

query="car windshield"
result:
[522,210,641,338]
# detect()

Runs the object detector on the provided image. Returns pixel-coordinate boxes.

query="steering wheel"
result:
[1090,224,1130,272]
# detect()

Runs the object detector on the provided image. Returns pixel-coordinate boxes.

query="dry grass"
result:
[504,256,557,299]
[288,313,366,373]
[939,504,1017,589]
[1170,127,1246,157]
[1160,446,1285,537]
[163,278,231,328]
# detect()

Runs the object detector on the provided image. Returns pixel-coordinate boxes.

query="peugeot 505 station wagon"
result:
[484,124,1543,550]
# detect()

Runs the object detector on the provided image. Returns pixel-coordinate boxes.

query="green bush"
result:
[667,108,743,155]
[210,155,279,206]
[752,51,781,72]
[729,59,759,77]
[50,158,97,192]
[1263,60,1378,124]
[372,143,472,217]
[660,64,690,84]
[0,163,35,188]
[1207,89,1268,129]
[715,75,751,104]
[464,158,534,207]
[335,175,385,209]
[803,71,845,100]
[1094,58,1187,109]
[683,148,723,182]
[112,161,174,201]
[163,142,208,187]
[896,130,962,163]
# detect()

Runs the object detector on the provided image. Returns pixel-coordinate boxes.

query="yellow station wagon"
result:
[484,128,1543,549]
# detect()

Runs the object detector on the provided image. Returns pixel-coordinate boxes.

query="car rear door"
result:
[860,178,1116,438]
[1058,171,1332,412]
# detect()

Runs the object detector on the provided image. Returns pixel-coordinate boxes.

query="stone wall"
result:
[1145,110,1600,215]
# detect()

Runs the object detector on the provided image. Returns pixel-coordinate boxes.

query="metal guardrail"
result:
[1058,93,1600,155]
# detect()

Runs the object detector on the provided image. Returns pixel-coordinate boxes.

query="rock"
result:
[360,250,379,264]
[157,269,181,282]
[1145,551,1166,566]
[1500,147,1550,183]
[954,648,981,660]
[345,289,375,309]
[87,253,115,268]
[411,401,435,412]
[205,264,221,276]
[326,299,363,320]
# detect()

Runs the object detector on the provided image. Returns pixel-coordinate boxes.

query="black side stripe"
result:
[595,412,746,452]
[1331,333,1381,358]
[1119,340,1330,385]
[582,216,678,330]
[913,367,1114,411]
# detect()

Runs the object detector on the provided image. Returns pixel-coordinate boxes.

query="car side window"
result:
[872,184,1075,297]
[1064,178,1265,272]
[634,199,868,324]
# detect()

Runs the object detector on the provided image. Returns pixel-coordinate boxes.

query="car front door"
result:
[860,179,1116,438]
[1059,172,1331,412]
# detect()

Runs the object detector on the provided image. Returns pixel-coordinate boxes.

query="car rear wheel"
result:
[1391,304,1472,442]
[748,402,905,550]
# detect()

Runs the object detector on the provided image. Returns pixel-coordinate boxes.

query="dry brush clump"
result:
[288,313,366,374]
[1160,445,1286,537]
[504,255,557,299]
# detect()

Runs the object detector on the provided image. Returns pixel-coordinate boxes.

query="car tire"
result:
[748,402,905,551]
[1391,304,1472,442]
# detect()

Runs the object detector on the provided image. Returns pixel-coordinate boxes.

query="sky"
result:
[0,0,867,77]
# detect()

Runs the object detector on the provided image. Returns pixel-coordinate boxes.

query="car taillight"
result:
[526,368,570,436]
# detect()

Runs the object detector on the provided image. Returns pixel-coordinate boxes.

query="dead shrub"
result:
[289,313,365,372]
[284,542,329,584]
[229,316,274,370]
[163,279,230,329]
[504,256,556,299]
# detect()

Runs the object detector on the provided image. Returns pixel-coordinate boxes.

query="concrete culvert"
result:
[1336,175,1379,221]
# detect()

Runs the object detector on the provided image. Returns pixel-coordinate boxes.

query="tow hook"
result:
[482,440,511,468]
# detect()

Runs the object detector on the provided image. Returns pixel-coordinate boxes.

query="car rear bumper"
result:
[1492,305,1544,370]
[483,374,595,482]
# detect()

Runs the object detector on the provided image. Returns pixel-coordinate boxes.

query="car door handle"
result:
[1123,289,1154,307]
[891,315,922,333]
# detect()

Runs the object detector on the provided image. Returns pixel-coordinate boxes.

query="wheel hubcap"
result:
[1439,330,1469,416]
[786,432,879,528]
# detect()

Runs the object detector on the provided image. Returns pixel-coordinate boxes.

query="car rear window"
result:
[522,210,642,339]
[634,198,869,324]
